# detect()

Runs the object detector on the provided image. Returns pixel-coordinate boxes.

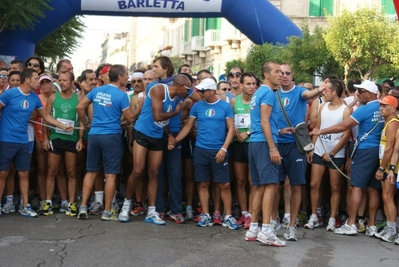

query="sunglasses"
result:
[357,89,368,94]
[229,72,241,78]
[0,74,7,79]
[198,89,212,94]
[131,79,143,84]
[221,88,231,91]
[27,62,40,68]
[280,71,291,76]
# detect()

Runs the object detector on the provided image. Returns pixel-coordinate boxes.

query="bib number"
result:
[234,114,250,129]
[55,118,74,135]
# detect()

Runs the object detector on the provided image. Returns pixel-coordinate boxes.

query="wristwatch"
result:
[246,130,251,136]
[378,166,384,172]
[389,165,395,171]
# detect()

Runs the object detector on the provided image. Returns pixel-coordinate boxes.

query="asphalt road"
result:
[0,212,397,267]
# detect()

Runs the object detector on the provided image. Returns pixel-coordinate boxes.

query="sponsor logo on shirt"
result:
[281,97,290,107]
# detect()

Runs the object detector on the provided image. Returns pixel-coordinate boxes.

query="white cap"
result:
[194,78,216,90]
[353,80,378,94]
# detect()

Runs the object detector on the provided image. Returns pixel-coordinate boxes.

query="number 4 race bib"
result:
[235,114,250,129]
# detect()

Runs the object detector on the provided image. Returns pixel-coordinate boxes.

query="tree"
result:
[285,24,343,82]
[324,7,399,80]
[244,43,285,79]
[35,16,85,71]
[224,59,246,75]
[0,0,51,32]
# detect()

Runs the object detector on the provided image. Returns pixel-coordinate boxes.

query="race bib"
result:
[55,118,74,136]
[234,114,250,129]
[320,134,333,144]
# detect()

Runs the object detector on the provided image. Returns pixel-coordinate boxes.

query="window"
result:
[381,0,396,15]
[309,0,333,16]
[205,18,221,30]
[191,18,200,37]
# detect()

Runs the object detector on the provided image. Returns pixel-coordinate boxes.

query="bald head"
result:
[174,74,192,88]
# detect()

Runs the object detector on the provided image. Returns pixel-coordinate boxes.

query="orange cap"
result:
[380,95,398,108]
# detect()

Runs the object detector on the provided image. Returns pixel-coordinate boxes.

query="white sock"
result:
[46,199,52,205]
[95,191,104,205]
[148,206,156,214]
[61,200,68,206]
[241,211,248,216]
[186,205,192,210]
[388,221,396,230]
[262,224,271,233]
[284,213,290,219]
[249,223,258,231]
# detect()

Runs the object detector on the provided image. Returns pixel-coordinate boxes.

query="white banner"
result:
[81,0,223,13]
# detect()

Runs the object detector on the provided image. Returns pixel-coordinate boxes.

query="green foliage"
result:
[170,56,185,73]
[244,43,285,79]
[324,7,399,80]
[0,0,52,32]
[35,16,85,71]
[285,24,343,82]
[224,59,246,76]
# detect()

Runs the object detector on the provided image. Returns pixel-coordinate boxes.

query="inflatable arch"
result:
[0,0,303,61]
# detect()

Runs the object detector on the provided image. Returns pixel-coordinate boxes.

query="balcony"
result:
[191,36,207,51]
[221,27,243,42]
[179,41,193,56]
[204,30,222,48]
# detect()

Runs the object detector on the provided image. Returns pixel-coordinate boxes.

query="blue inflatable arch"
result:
[0,0,302,60]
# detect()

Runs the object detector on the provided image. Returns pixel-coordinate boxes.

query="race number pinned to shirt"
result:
[55,118,74,135]
[234,114,250,129]
[379,144,385,160]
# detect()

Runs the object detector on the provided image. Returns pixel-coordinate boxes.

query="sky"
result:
[70,15,130,73]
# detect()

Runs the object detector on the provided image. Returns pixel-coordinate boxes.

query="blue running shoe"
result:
[222,215,239,230]
[197,214,213,227]
[144,212,166,225]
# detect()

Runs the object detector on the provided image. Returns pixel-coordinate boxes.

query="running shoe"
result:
[131,203,145,216]
[89,202,104,215]
[194,212,204,222]
[118,202,131,223]
[65,202,78,216]
[213,211,222,225]
[326,217,336,232]
[40,201,53,216]
[237,214,246,226]
[59,201,68,213]
[245,229,259,241]
[282,216,290,229]
[2,201,15,214]
[144,212,166,225]
[356,218,367,233]
[185,207,194,220]
[304,214,320,229]
[169,213,185,224]
[257,230,286,247]
[365,225,377,237]
[393,234,399,245]
[244,215,251,229]
[222,215,239,230]
[283,226,298,241]
[77,205,88,219]
[101,209,118,221]
[197,214,213,227]
[334,220,357,235]
[380,227,396,243]
[19,204,38,218]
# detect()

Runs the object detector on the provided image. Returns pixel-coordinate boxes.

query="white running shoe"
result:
[304,214,319,229]
[326,217,336,232]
